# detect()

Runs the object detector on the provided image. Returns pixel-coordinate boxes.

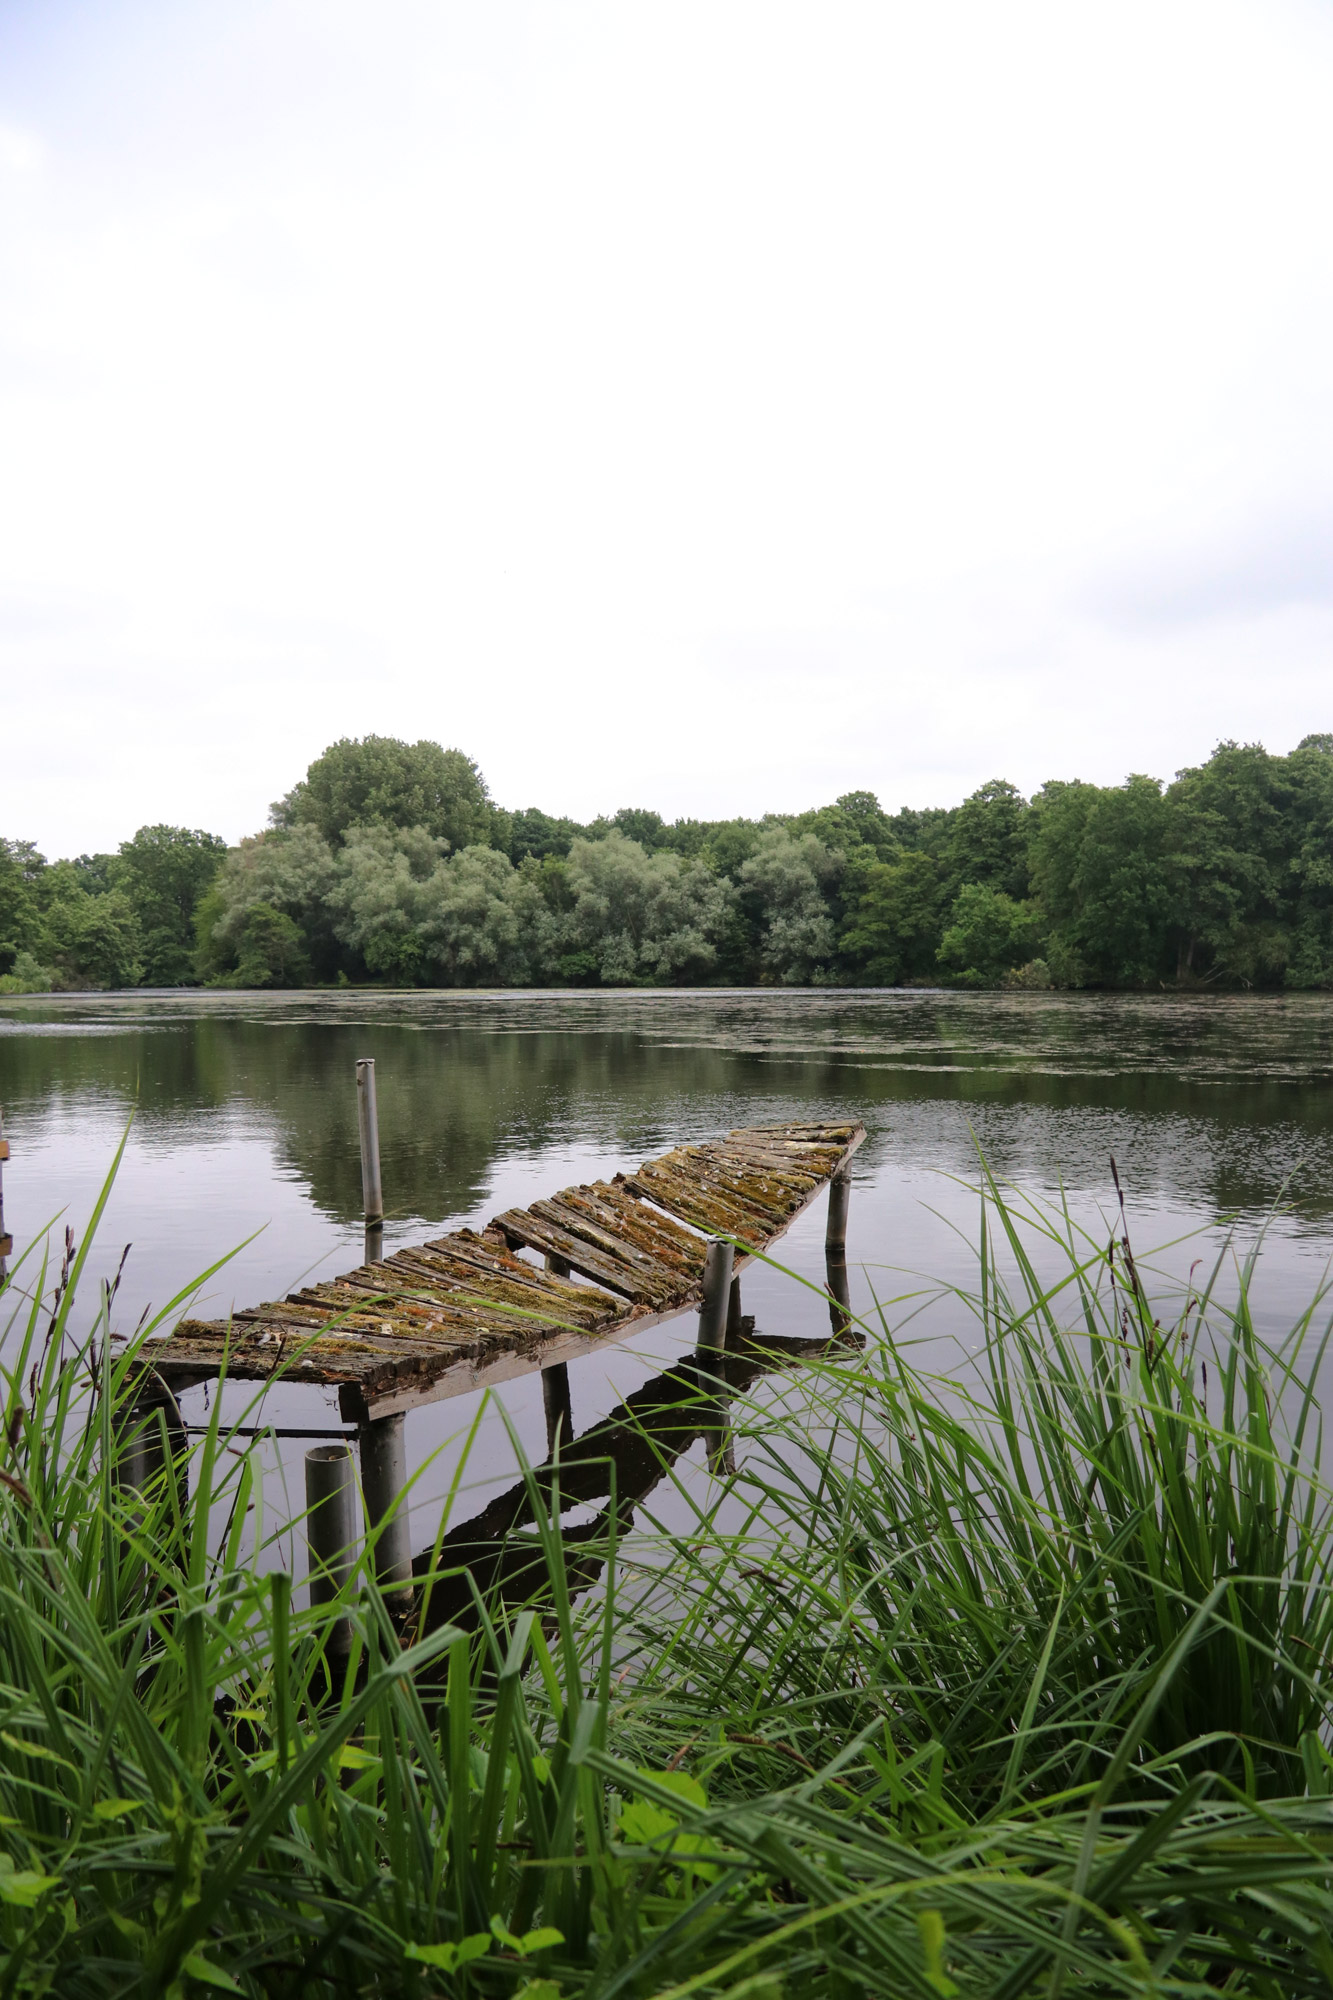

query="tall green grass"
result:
[2,1148,1332,1996]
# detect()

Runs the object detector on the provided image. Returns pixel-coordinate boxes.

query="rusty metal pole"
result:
[542,1366,573,1455]
[0,1107,11,1280]
[542,1252,573,1452]
[356,1059,383,1264]
[697,1240,737,1474]
[826,1248,853,1338]
[825,1163,851,1254]
[358,1413,412,1599]
[697,1238,734,1353]
[305,1444,356,1652]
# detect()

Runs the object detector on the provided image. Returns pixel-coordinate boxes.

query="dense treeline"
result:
[6,731,1333,991]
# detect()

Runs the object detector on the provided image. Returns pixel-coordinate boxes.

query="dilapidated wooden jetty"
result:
[150,1118,863,1598]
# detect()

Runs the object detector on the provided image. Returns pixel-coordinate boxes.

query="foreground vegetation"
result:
[8,729,1333,991]
[2,1151,1333,1994]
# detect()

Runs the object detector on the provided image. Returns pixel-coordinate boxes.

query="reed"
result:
[0,1145,1331,1996]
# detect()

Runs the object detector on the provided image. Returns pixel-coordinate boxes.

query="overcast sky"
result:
[3,0,1333,855]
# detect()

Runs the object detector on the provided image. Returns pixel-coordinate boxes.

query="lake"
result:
[4,987,1333,1568]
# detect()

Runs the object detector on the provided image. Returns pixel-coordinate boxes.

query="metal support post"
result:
[358,1413,413,1597]
[541,1255,574,1454]
[826,1248,852,1339]
[0,1107,11,1278]
[697,1252,738,1474]
[542,1363,573,1456]
[697,1238,734,1354]
[825,1164,851,1253]
[119,1370,188,1519]
[356,1060,383,1264]
[701,1403,737,1478]
[305,1444,356,1651]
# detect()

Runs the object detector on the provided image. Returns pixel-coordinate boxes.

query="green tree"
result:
[507,807,588,864]
[272,736,496,851]
[0,839,46,968]
[1165,742,1290,984]
[227,905,310,988]
[946,779,1030,899]
[695,819,766,880]
[324,825,443,984]
[557,831,736,985]
[611,807,668,850]
[791,793,897,862]
[114,824,227,984]
[937,884,1040,985]
[1282,736,1333,988]
[885,803,954,859]
[737,830,838,984]
[196,827,340,983]
[421,846,549,986]
[1029,776,1174,986]
[840,852,946,984]
[42,885,144,989]
[326,828,550,986]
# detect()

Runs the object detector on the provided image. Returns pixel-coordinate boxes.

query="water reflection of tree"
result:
[248,1024,872,1224]
[4,993,1333,1229]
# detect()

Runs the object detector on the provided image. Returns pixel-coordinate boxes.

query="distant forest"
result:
[6,732,1333,993]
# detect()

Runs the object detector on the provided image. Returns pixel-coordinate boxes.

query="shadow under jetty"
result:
[415,1306,864,1636]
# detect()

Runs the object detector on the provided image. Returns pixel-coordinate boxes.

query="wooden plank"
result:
[557,1183,706,1272]
[527,1197,684,1297]
[489,1208,665,1304]
[622,1164,769,1239]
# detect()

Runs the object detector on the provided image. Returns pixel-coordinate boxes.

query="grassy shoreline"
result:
[2,1161,1333,1996]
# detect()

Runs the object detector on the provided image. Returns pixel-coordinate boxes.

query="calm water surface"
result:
[4,988,1333,1560]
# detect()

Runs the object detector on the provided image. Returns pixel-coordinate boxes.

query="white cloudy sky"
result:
[3,0,1332,854]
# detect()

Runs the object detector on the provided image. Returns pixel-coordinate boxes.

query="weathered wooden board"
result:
[151,1120,865,1421]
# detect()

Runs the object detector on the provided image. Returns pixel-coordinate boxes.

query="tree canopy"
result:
[8,732,1333,994]
[271,736,496,851]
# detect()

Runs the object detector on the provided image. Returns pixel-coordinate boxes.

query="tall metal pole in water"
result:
[356,1059,383,1265]
[0,1107,10,1281]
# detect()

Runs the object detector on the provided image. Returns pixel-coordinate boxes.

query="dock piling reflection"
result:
[414,1316,864,1641]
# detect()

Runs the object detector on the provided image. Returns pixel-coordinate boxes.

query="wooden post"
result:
[825,1163,851,1253]
[0,1107,11,1279]
[358,1413,412,1598]
[356,1057,383,1226]
[697,1238,734,1353]
[726,1275,744,1343]
[305,1444,356,1651]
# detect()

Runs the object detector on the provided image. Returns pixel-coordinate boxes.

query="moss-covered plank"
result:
[489,1208,664,1304]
